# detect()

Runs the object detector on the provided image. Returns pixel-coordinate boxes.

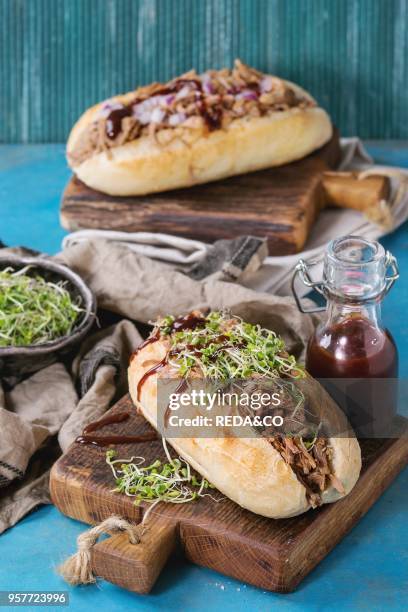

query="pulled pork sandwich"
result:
[67,60,332,196]
[128,311,361,519]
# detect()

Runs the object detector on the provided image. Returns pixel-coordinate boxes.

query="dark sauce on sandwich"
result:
[171,313,207,332]
[130,331,160,363]
[134,314,207,400]
[106,105,135,139]
[136,356,168,401]
[105,77,223,140]
[135,315,240,400]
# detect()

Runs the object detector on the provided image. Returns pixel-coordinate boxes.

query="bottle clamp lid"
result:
[292,236,399,314]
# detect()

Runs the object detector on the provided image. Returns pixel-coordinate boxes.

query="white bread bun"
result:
[128,338,361,519]
[67,72,332,196]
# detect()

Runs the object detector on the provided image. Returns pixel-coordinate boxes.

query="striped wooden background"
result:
[1,0,407,143]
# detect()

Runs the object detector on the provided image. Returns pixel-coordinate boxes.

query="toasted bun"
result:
[67,80,332,196]
[128,339,361,519]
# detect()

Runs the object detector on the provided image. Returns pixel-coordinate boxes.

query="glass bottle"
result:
[292,235,399,434]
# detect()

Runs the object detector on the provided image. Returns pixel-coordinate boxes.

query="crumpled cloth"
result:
[63,138,408,297]
[0,240,316,533]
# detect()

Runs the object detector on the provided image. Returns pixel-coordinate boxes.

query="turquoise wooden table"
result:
[0,143,407,611]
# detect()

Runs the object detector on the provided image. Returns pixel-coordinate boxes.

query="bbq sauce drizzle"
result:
[105,78,223,139]
[75,411,158,447]
[134,313,247,428]
[135,313,207,402]
[136,357,168,401]
[130,330,160,363]
[106,105,137,139]
[171,312,207,332]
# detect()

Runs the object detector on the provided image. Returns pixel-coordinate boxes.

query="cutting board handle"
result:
[321,171,392,227]
[90,517,177,594]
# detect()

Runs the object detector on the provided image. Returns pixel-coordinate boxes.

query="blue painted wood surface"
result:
[1,0,408,143]
[0,142,407,609]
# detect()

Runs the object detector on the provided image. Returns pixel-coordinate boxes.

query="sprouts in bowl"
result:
[0,255,96,377]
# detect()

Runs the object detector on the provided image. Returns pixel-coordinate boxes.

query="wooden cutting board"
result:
[50,395,408,594]
[60,130,391,255]
[60,132,343,255]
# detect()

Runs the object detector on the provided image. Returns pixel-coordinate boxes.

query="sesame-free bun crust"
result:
[128,339,361,519]
[67,82,332,196]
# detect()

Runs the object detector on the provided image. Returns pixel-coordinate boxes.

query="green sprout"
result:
[157,311,305,380]
[0,266,84,347]
[106,440,217,521]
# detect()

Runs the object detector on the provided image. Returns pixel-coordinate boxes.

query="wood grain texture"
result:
[60,132,341,255]
[91,519,177,594]
[50,394,408,594]
[1,1,408,143]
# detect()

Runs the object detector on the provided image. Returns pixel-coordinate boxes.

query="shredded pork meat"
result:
[270,436,345,508]
[69,59,314,166]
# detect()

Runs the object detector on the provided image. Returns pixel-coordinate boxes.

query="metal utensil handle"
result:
[291,259,327,314]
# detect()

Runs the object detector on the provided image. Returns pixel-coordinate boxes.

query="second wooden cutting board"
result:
[61,129,391,255]
[61,132,342,255]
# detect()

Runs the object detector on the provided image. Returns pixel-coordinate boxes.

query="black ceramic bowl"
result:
[0,255,96,378]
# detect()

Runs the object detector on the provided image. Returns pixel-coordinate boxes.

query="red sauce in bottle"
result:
[294,236,400,436]
[306,316,398,436]
[306,317,398,379]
